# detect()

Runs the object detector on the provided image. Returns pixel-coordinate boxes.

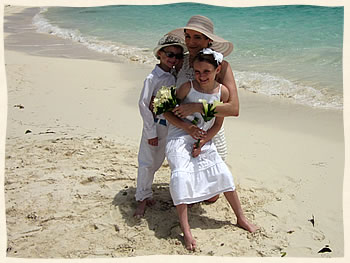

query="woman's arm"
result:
[214,60,239,117]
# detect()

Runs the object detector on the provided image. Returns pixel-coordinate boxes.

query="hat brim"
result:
[153,43,188,58]
[167,27,233,57]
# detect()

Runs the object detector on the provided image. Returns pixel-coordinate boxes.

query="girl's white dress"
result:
[176,54,228,160]
[166,82,235,206]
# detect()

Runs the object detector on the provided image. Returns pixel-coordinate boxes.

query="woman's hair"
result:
[193,51,221,68]
[184,29,209,38]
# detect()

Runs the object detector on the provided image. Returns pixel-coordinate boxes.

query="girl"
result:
[164,49,258,251]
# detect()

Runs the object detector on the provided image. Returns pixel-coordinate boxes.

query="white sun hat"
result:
[167,15,233,57]
[153,34,188,58]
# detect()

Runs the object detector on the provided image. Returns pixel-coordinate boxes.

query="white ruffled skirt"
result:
[166,135,235,206]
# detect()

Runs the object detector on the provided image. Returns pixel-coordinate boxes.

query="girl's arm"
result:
[164,112,207,140]
[192,116,223,158]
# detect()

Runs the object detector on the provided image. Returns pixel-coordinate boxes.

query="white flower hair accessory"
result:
[201,48,223,64]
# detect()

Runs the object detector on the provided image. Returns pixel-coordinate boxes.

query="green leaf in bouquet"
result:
[191,117,199,125]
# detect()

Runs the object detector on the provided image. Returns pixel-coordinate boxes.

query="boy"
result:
[134,34,186,217]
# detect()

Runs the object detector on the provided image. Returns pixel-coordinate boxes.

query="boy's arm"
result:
[138,77,157,141]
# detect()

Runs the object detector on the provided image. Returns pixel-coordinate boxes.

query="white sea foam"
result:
[235,71,343,110]
[32,8,157,65]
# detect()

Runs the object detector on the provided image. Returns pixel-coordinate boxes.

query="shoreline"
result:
[2,5,345,258]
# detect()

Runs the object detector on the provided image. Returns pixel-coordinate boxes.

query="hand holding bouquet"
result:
[153,85,180,115]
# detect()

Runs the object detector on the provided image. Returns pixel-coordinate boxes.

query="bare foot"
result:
[134,200,147,218]
[133,199,156,218]
[204,194,219,204]
[184,231,196,251]
[237,217,259,233]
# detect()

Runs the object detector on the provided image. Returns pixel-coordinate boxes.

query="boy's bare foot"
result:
[133,199,156,218]
[237,217,259,233]
[134,200,147,218]
[184,231,196,251]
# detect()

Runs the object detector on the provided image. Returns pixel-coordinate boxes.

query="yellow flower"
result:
[199,99,222,121]
[199,99,208,115]
[153,85,179,115]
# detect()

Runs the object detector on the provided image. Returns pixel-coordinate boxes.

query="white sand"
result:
[1,4,346,259]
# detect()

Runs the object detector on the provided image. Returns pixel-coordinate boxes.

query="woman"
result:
[168,15,240,162]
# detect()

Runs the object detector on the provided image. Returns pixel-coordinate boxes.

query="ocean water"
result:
[32,3,344,110]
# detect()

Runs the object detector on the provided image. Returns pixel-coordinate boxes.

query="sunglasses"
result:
[163,51,184,59]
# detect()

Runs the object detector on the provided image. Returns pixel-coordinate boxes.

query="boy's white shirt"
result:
[138,65,176,140]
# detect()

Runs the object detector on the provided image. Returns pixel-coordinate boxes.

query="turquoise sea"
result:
[32,3,344,110]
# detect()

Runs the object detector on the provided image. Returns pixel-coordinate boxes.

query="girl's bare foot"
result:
[237,217,259,233]
[204,194,219,203]
[184,231,196,251]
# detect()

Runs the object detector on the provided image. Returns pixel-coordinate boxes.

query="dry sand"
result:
[1,4,346,260]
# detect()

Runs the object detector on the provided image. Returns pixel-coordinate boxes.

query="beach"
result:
[2,5,345,259]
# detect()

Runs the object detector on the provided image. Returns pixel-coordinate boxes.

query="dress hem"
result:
[172,186,235,206]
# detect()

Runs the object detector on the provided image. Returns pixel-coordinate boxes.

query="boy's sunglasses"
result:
[163,51,184,59]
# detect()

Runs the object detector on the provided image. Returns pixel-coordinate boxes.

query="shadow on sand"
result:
[112,183,235,245]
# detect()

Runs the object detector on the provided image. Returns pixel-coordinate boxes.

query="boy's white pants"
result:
[135,123,168,201]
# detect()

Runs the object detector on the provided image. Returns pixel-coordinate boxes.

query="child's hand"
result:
[192,140,205,158]
[149,96,155,112]
[148,137,158,146]
[185,125,207,140]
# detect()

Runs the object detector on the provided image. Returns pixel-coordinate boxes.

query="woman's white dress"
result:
[176,54,228,161]
[166,82,235,206]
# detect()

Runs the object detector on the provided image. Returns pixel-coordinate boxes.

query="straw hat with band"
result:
[153,34,187,58]
[167,15,233,57]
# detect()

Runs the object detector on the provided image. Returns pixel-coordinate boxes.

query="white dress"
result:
[176,54,228,161]
[166,82,235,206]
